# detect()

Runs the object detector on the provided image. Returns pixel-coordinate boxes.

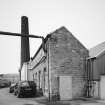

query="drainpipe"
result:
[87,57,96,97]
[87,59,89,97]
[47,39,50,101]
[26,62,29,80]
[86,59,90,97]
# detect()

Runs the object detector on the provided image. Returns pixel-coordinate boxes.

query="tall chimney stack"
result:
[21,16,30,67]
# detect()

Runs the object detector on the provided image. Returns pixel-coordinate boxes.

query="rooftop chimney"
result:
[21,16,30,67]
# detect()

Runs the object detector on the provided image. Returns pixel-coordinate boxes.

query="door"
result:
[59,76,72,100]
[100,76,105,99]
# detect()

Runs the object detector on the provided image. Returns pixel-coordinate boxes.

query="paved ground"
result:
[0,88,42,105]
[0,88,105,105]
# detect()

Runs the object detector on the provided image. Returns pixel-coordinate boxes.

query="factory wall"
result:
[27,26,89,100]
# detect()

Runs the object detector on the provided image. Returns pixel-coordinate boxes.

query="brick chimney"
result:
[21,16,30,67]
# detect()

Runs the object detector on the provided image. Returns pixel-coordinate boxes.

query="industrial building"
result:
[26,26,89,100]
[20,16,105,100]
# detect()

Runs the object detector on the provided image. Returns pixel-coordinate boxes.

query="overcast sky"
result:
[0,0,105,74]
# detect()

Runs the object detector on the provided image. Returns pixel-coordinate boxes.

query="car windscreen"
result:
[21,82,29,87]
[28,81,36,86]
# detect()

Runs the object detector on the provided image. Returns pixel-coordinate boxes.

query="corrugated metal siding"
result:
[89,42,105,58]
[93,60,100,80]
[92,53,105,80]
[97,54,105,75]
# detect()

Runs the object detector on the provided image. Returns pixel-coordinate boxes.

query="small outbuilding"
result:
[88,42,105,99]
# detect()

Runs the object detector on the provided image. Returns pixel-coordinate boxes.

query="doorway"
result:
[59,76,72,100]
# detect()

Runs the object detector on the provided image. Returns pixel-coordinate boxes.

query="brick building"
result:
[27,26,89,100]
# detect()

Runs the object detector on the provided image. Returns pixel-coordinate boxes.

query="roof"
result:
[32,26,88,59]
[32,26,65,59]
[89,42,105,58]
[31,33,51,60]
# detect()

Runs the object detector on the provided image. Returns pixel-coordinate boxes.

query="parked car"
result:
[9,83,17,93]
[0,83,6,88]
[0,79,11,88]
[14,81,36,98]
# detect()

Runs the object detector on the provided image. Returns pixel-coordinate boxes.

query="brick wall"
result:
[27,26,89,99]
[49,27,89,99]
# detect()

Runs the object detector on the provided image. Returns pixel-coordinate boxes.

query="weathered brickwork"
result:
[28,26,89,100]
[49,27,88,99]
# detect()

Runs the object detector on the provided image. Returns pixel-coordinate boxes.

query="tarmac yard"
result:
[0,88,41,105]
[0,88,105,105]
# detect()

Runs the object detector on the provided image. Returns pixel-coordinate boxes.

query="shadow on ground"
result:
[31,96,75,105]
[21,95,98,105]
[31,96,99,105]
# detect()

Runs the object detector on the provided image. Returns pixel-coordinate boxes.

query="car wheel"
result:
[17,93,21,98]
[17,90,22,98]
[9,90,11,93]
[14,90,17,96]
[14,91,16,95]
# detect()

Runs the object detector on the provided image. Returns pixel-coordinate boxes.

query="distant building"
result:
[0,73,19,83]
[25,26,89,100]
